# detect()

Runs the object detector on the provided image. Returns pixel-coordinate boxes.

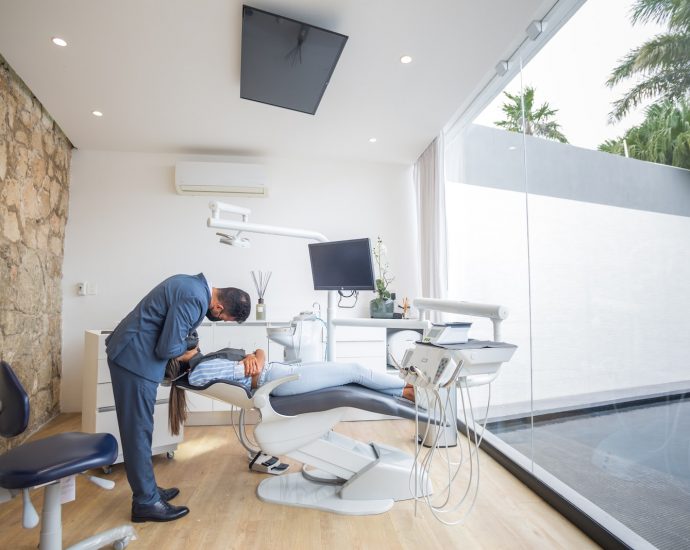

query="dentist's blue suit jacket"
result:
[106,273,211,383]
[105,273,212,505]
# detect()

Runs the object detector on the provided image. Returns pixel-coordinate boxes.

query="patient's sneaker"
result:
[248,451,290,475]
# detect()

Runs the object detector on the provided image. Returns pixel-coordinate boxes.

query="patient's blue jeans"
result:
[264,362,405,397]
[188,359,405,397]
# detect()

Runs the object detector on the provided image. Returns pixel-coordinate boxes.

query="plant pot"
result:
[370,298,394,319]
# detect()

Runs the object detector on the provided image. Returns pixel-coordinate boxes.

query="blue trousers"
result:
[266,362,405,397]
[108,359,159,506]
[189,359,405,397]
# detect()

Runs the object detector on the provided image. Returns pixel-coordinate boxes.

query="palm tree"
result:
[494,86,569,143]
[598,98,690,169]
[606,0,690,122]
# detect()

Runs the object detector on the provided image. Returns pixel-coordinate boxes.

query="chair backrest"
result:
[0,361,30,438]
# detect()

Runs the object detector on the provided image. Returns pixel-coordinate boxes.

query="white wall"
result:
[61,151,420,412]
[446,182,690,409]
[444,124,690,414]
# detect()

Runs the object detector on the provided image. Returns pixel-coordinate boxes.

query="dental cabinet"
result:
[81,330,182,466]
[328,326,386,372]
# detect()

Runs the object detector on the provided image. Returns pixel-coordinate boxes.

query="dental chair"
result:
[0,361,136,550]
[175,372,434,515]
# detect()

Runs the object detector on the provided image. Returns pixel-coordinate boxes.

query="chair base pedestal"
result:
[257,473,394,515]
[38,482,136,550]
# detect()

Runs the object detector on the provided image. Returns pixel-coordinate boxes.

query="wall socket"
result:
[77,282,98,296]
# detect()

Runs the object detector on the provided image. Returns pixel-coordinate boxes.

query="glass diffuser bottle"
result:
[256,297,266,320]
[252,270,271,322]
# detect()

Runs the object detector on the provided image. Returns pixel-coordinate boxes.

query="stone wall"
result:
[0,54,72,452]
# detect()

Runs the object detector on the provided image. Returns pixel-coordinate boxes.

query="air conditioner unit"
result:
[174,161,268,197]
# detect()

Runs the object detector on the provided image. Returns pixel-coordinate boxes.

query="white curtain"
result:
[414,134,448,321]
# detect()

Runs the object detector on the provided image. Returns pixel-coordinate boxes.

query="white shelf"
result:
[332,318,430,330]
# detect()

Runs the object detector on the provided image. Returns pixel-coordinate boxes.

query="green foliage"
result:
[375,278,391,301]
[494,86,569,143]
[372,237,394,302]
[598,98,690,169]
[607,0,690,122]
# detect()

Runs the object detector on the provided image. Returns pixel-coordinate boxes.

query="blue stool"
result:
[0,360,136,549]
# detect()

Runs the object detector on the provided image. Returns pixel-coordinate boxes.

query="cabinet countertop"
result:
[199,321,290,327]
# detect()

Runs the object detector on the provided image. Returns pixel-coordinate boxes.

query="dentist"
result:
[105,273,250,522]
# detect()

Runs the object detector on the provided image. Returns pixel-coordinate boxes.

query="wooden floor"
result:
[1,414,598,549]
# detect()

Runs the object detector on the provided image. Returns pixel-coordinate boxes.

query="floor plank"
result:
[0,414,598,549]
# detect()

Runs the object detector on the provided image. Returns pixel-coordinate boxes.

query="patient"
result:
[166,348,414,435]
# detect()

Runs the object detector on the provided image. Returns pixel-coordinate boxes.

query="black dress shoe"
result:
[158,485,180,501]
[131,499,189,523]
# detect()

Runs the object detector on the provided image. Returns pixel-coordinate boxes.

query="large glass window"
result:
[446,1,690,547]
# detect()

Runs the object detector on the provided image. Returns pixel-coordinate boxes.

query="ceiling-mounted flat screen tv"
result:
[309,239,375,291]
[240,5,348,115]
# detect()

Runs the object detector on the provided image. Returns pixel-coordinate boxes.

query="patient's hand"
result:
[242,349,265,377]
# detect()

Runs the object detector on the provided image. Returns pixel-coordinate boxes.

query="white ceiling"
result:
[0,0,554,165]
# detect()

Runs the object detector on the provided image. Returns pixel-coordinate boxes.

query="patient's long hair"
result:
[166,358,188,436]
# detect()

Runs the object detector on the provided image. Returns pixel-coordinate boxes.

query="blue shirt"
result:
[188,358,252,391]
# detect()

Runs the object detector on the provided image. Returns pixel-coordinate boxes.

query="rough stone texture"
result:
[0,54,72,453]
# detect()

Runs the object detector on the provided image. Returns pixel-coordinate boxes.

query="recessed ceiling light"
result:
[91,110,103,117]
[400,55,412,64]
[369,137,377,143]
[52,37,67,47]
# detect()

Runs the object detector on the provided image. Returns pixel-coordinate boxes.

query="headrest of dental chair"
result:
[172,373,253,398]
[269,384,424,422]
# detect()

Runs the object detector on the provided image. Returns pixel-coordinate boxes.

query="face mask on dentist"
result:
[206,308,223,322]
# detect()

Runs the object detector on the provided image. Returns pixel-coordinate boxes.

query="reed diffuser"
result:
[251,270,272,320]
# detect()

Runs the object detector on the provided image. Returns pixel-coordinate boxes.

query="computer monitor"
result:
[308,238,375,291]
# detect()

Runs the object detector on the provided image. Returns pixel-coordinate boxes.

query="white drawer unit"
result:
[82,330,183,466]
[331,326,387,372]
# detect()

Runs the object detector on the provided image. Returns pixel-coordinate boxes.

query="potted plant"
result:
[370,237,395,318]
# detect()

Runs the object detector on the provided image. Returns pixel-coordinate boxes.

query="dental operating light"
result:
[207,201,337,360]
[216,232,251,248]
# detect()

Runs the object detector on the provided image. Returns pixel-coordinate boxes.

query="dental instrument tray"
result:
[436,340,517,372]
[402,340,517,385]
[421,322,473,345]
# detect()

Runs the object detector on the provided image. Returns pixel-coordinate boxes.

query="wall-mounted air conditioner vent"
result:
[174,161,268,197]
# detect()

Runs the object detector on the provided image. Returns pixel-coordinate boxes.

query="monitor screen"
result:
[240,5,348,115]
[308,238,375,291]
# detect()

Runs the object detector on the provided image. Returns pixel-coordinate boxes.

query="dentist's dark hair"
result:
[216,287,251,323]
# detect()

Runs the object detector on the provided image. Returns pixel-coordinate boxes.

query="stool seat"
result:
[0,432,117,490]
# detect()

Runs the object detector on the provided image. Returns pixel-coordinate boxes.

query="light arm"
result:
[413,298,509,341]
[206,201,337,360]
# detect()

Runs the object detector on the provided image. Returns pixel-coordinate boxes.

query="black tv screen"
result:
[240,5,348,115]
[309,239,375,291]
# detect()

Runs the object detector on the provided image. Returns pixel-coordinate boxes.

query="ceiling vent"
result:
[174,161,267,197]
